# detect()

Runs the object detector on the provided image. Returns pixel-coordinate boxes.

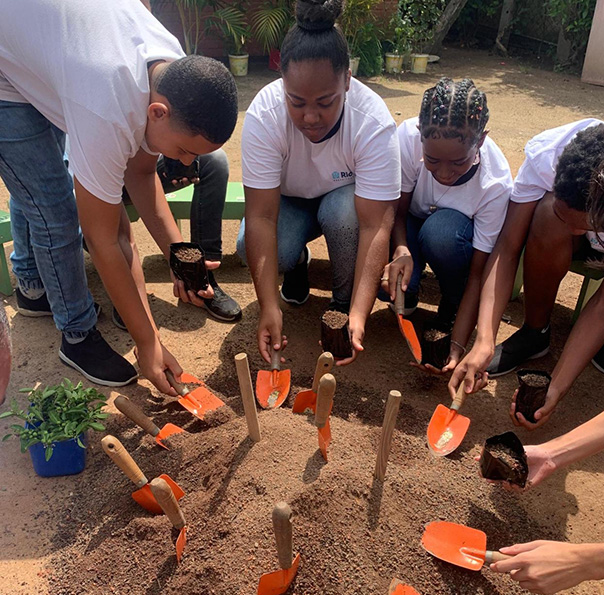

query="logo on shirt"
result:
[331,170,354,181]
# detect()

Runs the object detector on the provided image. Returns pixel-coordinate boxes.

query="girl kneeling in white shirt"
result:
[382,78,512,374]
[237,0,401,366]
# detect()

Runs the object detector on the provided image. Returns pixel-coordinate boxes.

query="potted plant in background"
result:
[207,4,251,76]
[1,379,108,477]
[384,11,411,74]
[251,0,294,72]
[400,0,444,74]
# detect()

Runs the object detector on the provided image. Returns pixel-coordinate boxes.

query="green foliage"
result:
[357,24,384,76]
[339,0,382,57]
[547,0,596,66]
[251,0,294,54]
[206,4,250,55]
[453,0,502,45]
[385,11,414,55]
[0,379,108,461]
[399,0,446,54]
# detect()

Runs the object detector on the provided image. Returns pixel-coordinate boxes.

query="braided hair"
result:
[418,78,489,145]
[281,0,349,75]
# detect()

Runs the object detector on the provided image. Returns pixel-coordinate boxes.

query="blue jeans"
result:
[236,184,358,305]
[406,208,474,310]
[0,100,95,338]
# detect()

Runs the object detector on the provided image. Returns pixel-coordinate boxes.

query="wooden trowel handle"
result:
[485,550,512,564]
[311,352,334,393]
[165,369,189,397]
[114,395,160,438]
[270,348,281,372]
[150,477,186,530]
[395,276,405,315]
[272,501,293,570]
[101,435,148,489]
[315,373,336,428]
[451,382,467,412]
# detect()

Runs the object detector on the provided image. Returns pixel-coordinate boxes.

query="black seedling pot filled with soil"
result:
[515,369,551,423]
[420,328,451,369]
[169,242,208,293]
[479,431,528,488]
[321,310,352,358]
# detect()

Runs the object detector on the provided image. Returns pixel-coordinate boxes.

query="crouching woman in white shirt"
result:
[236,0,401,366]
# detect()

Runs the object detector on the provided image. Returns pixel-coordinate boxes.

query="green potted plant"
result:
[251,0,294,71]
[400,0,444,74]
[207,4,250,76]
[339,0,382,77]
[384,12,412,74]
[0,379,108,477]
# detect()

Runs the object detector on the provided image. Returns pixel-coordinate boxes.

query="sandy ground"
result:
[1,47,604,594]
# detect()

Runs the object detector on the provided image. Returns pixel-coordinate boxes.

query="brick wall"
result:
[153,0,398,57]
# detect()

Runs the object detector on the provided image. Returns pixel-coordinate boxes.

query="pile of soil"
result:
[173,247,202,263]
[46,401,554,595]
[519,373,549,388]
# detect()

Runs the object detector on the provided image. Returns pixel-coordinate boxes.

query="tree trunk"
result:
[494,0,516,56]
[428,0,470,55]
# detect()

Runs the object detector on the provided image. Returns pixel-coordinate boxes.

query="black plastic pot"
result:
[320,311,352,358]
[515,369,551,423]
[479,431,528,488]
[169,242,208,293]
[420,328,451,369]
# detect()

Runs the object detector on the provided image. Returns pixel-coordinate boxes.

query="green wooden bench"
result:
[125,181,245,228]
[512,253,604,323]
[0,182,245,296]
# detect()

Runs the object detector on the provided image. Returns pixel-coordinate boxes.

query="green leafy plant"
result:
[0,379,108,461]
[207,4,251,56]
[339,0,382,58]
[547,0,596,68]
[385,11,413,55]
[251,0,294,54]
[399,0,446,54]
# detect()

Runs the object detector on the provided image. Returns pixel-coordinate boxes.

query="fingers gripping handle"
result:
[165,369,189,397]
[114,395,160,438]
[150,477,186,530]
[315,373,336,429]
[485,550,512,564]
[272,502,294,570]
[395,275,405,315]
[101,435,148,489]
[451,382,467,412]
[311,352,334,393]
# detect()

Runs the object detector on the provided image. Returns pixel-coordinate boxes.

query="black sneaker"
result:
[202,271,242,322]
[17,288,101,319]
[112,307,128,331]
[280,247,311,305]
[59,328,138,387]
[591,343,604,373]
[486,324,550,378]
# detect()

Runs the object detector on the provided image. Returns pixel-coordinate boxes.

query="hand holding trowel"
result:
[292,352,334,414]
[114,395,184,450]
[426,383,470,456]
[150,477,188,563]
[421,521,510,571]
[165,369,225,420]
[315,373,336,461]
[256,348,291,409]
[395,275,422,364]
[101,435,184,514]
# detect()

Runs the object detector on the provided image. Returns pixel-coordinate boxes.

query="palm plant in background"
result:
[251,0,294,55]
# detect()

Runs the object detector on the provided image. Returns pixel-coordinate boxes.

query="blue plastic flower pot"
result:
[27,431,88,477]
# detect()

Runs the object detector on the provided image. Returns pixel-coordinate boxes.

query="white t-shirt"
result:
[398,117,513,253]
[0,0,184,204]
[241,77,401,201]
[511,118,604,252]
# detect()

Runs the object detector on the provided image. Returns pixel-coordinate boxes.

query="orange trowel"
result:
[257,502,301,595]
[395,277,422,363]
[256,348,291,409]
[150,477,187,563]
[426,383,470,456]
[165,369,225,420]
[421,521,510,571]
[114,395,184,450]
[389,579,420,594]
[315,373,336,461]
[292,352,334,414]
[101,435,184,514]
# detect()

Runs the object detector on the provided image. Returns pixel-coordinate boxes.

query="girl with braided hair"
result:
[450,120,604,431]
[237,0,401,366]
[382,78,512,374]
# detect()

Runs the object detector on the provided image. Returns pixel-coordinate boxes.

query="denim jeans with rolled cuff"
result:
[236,184,359,309]
[406,207,474,314]
[0,100,96,340]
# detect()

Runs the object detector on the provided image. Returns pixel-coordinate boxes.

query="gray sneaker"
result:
[486,324,550,378]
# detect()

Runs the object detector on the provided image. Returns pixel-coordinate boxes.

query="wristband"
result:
[451,340,466,354]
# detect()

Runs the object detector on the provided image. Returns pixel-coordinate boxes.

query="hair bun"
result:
[296,0,343,32]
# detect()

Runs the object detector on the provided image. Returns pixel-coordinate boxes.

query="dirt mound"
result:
[45,397,558,595]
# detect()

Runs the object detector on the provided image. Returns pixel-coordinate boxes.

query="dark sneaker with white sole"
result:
[59,328,138,387]
[591,343,604,373]
[280,247,311,305]
[486,324,551,378]
[203,271,242,322]
[112,306,128,331]
[17,288,102,319]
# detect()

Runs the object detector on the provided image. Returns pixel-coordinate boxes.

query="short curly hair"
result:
[553,124,604,211]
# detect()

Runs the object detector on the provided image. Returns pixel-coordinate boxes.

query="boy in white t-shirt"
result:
[237,0,400,367]
[382,78,512,373]
[451,120,604,429]
[0,0,238,393]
